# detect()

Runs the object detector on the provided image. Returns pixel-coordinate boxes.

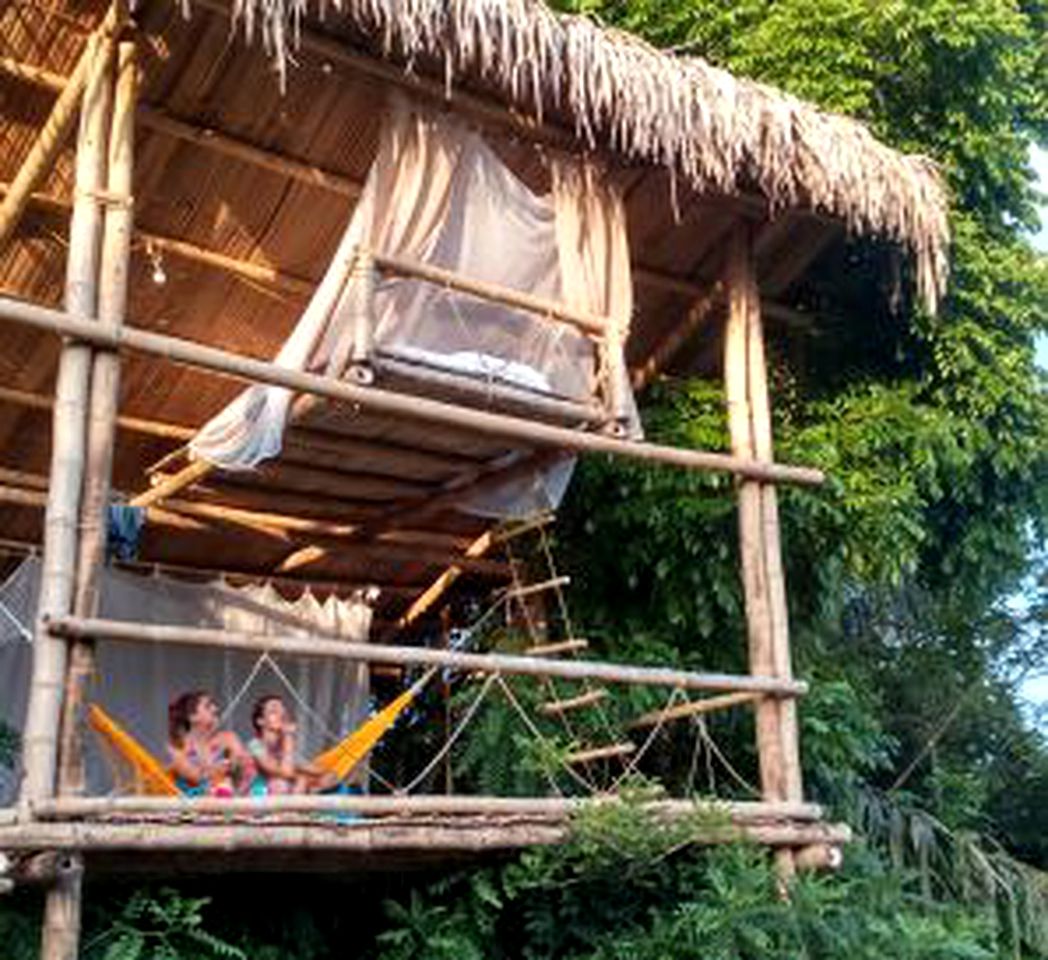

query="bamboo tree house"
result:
[0,0,948,954]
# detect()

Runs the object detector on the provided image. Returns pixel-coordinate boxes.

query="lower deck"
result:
[0,799,849,879]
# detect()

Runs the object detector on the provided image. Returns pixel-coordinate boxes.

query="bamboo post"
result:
[725,221,803,883]
[349,248,377,380]
[32,28,116,960]
[20,32,114,809]
[601,323,630,434]
[39,856,84,960]
[744,254,804,807]
[725,224,785,805]
[59,39,137,799]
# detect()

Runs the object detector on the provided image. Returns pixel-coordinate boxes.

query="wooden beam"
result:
[0,58,361,200]
[0,5,123,253]
[47,615,810,696]
[0,295,827,486]
[631,281,724,391]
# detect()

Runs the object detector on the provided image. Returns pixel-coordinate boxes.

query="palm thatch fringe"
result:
[181,0,949,312]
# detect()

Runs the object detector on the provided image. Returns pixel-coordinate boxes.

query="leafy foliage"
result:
[82,888,245,960]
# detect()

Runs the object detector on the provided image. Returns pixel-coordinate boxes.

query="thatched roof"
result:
[205,0,950,312]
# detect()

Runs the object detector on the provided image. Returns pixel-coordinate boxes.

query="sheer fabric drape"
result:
[0,559,372,802]
[191,97,639,513]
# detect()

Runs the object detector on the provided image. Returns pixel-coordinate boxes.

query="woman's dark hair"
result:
[251,695,282,735]
[168,691,207,746]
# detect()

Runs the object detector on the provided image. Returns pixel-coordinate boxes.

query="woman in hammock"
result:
[168,691,256,797]
[248,695,339,795]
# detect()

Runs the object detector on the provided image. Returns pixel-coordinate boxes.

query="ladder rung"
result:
[566,742,636,765]
[539,688,608,715]
[627,691,760,729]
[505,576,570,601]
[524,639,589,657]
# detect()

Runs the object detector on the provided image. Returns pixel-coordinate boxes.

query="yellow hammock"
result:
[87,672,430,796]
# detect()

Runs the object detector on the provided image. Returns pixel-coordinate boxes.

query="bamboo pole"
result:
[0,384,195,441]
[35,25,118,960]
[628,691,761,729]
[39,854,83,960]
[30,793,823,822]
[744,251,804,807]
[60,39,137,800]
[0,58,360,199]
[46,615,809,696]
[373,251,606,336]
[20,32,114,810]
[0,295,827,486]
[0,819,850,855]
[0,4,123,253]
[725,224,785,806]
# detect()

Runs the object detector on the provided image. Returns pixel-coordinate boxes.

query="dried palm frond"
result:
[181,0,950,312]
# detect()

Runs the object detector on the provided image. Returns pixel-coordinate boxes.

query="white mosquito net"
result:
[0,557,373,804]
[191,96,640,517]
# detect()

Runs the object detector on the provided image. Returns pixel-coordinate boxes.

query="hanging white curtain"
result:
[191,96,640,514]
[0,559,373,803]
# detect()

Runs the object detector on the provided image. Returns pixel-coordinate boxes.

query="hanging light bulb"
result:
[145,240,167,286]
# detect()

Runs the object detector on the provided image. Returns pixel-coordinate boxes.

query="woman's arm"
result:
[168,743,210,786]
[245,735,294,780]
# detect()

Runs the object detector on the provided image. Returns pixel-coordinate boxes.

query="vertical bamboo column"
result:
[27,31,115,960]
[724,224,785,804]
[725,222,803,883]
[20,32,114,810]
[601,322,630,435]
[59,39,137,798]
[744,270,804,807]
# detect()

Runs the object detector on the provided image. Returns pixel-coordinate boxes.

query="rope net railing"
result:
[55,511,778,819]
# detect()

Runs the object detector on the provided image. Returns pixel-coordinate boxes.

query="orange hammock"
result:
[87,673,429,796]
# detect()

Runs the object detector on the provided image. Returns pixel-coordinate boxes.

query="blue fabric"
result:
[106,505,145,562]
